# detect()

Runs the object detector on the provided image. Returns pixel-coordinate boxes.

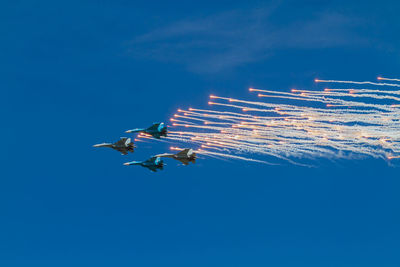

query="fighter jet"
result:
[93,137,135,155]
[125,122,167,139]
[123,156,164,172]
[155,148,197,165]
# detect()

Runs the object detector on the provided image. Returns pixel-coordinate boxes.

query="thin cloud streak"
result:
[130,7,366,73]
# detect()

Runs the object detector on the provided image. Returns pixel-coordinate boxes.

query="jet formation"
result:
[93,122,196,172]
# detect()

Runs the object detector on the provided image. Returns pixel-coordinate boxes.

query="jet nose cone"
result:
[123,162,130,166]
[125,130,131,133]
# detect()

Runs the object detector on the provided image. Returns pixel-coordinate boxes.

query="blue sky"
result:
[2,1,400,266]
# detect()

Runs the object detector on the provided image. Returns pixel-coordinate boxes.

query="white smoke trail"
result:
[378,77,400,82]
[165,77,400,166]
[315,79,400,88]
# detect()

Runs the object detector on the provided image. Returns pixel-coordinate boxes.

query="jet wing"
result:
[151,132,162,139]
[147,123,160,132]
[147,165,159,172]
[177,158,190,165]
[114,147,128,155]
[114,137,128,146]
[176,148,191,157]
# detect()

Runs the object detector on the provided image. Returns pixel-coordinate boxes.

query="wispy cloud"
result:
[129,6,365,74]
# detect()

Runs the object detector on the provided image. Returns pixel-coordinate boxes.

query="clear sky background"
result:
[2,1,400,266]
